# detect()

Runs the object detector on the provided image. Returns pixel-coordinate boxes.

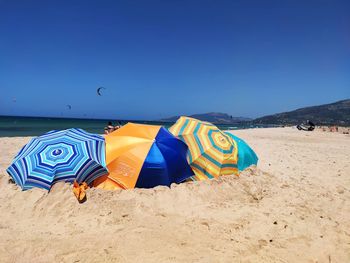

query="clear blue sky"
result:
[0,0,349,120]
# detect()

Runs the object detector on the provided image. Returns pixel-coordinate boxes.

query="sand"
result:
[0,127,349,263]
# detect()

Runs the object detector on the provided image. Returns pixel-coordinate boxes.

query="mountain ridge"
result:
[160,99,350,126]
[254,99,350,125]
[160,112,252,124]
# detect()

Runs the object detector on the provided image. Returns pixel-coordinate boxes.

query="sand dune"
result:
[0,127,349,262]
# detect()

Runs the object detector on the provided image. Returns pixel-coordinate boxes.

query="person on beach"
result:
[104,121,115,134]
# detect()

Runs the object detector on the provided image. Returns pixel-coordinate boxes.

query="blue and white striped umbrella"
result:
[7,128,108,190]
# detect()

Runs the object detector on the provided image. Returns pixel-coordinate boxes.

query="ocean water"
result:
[0,116,267,137]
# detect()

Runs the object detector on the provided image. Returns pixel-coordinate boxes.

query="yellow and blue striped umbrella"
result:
[169,117,238,181]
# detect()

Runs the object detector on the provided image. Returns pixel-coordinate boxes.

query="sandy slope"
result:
[0,127,349,263]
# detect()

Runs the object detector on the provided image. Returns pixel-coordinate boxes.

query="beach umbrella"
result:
[224,132,258,171]
[7,128,108,190]
[93,123,193,190]
[169,116,238,181]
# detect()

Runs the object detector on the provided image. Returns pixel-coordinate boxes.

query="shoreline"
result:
[1,124,350,139]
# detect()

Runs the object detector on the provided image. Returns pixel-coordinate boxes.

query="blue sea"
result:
[0,116,270,137]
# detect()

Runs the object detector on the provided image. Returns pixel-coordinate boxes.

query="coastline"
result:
[0,127,349,262]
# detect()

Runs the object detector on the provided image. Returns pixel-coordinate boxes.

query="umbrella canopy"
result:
[169,116,238,181]
[93,123,193,190]
[224,132,258,171]
[7,128,107,190]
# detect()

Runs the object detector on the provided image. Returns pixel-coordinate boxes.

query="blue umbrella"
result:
[93,123,194,189]
[224,132,258,171]
[7,128,108,190]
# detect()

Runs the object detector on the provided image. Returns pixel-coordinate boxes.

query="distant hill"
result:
[161,112,252,124]
[254,99,350,126]
[160,99,350,126]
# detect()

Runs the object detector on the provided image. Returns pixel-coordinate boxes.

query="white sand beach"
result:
[0,127,349,263]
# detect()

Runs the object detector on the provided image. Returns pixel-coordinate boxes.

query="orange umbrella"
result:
[93,123,193,189]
